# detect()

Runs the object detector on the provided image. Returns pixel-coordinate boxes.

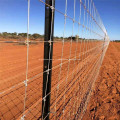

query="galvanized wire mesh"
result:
[0,0,109,120]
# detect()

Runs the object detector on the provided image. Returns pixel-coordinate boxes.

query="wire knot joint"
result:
[50,6,54,10]
[24,79,28,87]
[21,115,25,120]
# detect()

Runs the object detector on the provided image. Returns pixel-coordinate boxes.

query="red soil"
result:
[83,42,120,120]
[0,39,107,120]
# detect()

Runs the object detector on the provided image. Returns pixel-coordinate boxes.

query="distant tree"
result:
[67,36,76,41]
[32,33,41,39]
[41,35,44,38]
[29,34,31,36]
[18,33,27,37]
[2,32,8,37]
[60,37,63,39]
[56,36,61,39]
[114,40,120,42]
[9,32,18,39]
[12,32,17,36]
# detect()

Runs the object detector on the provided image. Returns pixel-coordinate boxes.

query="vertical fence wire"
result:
[21,0,30,119]
[54,0,68,119]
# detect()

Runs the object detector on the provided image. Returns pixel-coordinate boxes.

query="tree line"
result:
[0,32,80,40]
[112,40,120,42]
[0,32,44,40]
[0,32,95,41]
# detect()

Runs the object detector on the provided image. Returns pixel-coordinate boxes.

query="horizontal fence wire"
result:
[0,0,110,120]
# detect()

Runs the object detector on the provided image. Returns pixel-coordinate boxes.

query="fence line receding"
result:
[0,0,110,120]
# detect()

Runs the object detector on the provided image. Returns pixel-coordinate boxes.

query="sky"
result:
[94,0,120,40]
[0,0,120,40]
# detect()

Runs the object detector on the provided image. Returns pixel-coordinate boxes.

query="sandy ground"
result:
[0,39,107,120]
[83,42,120,120]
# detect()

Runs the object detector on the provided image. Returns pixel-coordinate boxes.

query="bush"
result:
[32,33,41,39]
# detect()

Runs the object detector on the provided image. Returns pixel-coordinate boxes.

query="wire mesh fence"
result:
[0,0,109,120]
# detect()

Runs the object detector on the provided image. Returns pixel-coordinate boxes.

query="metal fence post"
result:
[42,0,55,120]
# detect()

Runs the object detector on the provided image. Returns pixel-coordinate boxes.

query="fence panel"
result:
[0,0,109,120]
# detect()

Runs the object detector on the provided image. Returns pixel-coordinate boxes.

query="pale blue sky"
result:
[0,0,120,40]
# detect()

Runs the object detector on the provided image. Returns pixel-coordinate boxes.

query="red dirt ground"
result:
[83,42,120,120]
[0,38,107,120]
